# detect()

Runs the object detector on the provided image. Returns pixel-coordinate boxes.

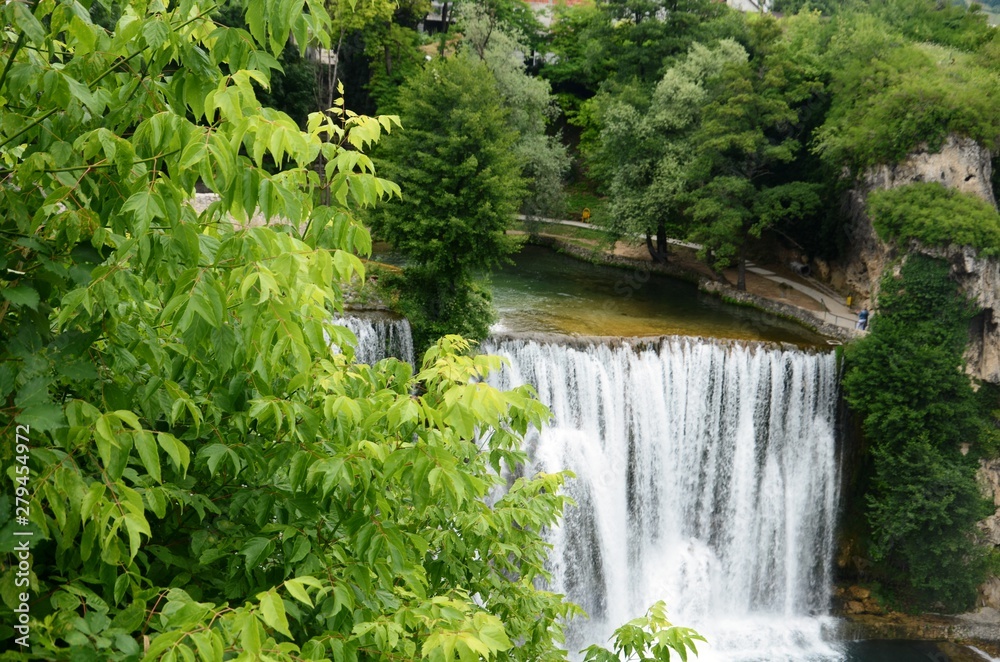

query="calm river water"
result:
[490,245,830,346]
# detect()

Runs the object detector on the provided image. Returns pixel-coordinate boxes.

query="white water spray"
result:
[483,335,843,661]
[332,314,415,366]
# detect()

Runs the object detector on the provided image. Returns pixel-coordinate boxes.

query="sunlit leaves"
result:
[0,0,595,657]
[582,601,706,662]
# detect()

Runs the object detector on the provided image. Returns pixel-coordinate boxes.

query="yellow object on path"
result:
[581,208,591,221]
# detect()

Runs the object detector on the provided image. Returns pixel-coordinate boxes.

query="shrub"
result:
[843,255,993,611]
[817,40,1000,171]
[867,182,1000,255]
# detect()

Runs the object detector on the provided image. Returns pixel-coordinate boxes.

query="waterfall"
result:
[483,334,842,662]
[331,313,415,366]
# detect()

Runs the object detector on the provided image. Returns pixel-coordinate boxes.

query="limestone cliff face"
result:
[979,457,1000,610]
[838,134,1000,384]
[837,135,1000,612]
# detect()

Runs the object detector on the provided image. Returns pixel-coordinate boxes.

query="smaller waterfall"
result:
[331,313,415,365]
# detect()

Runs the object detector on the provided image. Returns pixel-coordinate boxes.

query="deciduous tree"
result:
[372,56,525,348]
[686,16,822,289]
[590,40,747,263]
[0,1,572,658]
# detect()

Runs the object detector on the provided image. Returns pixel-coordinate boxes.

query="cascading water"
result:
[331,313,415,366]
[483,334,843,662]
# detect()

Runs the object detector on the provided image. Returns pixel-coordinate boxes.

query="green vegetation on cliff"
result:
[868,182,1000,255]
[816,39,1000,172]
[843,256,994,612]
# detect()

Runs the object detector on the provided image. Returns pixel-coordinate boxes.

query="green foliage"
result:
[372,56,526,348]
[772,0,840,16]
[541,2,608,110]
[581,601,706,662]
[374,56,525,278]
[0,0,603,657]
[686,16,824,286]
[867,182,1000,256]
[260,46,321,127]
[461,5,570,218]
[541,0,740,125]
[583,0,733,87]
[842,256,993,612]
[859,0,994,51]
[816,31,1000,171]
[366,24,429,113]
[383,269,499,352]
[214,2,319,126]
[590,40,748,252]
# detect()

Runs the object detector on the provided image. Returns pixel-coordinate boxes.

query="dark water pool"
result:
[844,639,995,662]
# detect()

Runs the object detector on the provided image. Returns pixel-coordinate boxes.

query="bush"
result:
[817,40,1000,171]
[383,268,497,352]
[867,182,1000,256]
[843,255,993,612]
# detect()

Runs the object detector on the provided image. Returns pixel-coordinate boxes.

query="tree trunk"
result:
[646,223,668,264]
[384,44,392,77]
[737,243,747,291]
[656,221,668,264]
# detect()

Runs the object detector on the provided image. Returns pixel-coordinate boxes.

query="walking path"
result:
[518,214,859,331]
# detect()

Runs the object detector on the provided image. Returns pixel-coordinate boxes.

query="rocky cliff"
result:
[836,135,1000,614]
[979,457,1000,611]
[837,134,1000,384]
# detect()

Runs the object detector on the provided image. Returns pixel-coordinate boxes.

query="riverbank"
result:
[837,607,1000,656]
[519,232,857,343]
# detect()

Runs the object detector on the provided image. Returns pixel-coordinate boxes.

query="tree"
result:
[317,0,398,111]
[686,16,822,289]
[542,0,741,121]
[372,56,526,349]
[586,0,734,87]
[815,17,1000,173]
[590,40,748,263]
[214,2,319,127]
[461,3,571,218]
[0,1,585,659]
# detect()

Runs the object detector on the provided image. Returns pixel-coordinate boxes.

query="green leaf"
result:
[284,578,313,607]
[122,510,151,559]
[122,190,165,232]
[17,403,64,432]
[11,2,45,44]
[134,431,161,483]
[115,410,142,430]
[241,537,273,568]
[259,590,291,637]
[113,573,129,605]
[157,432,190,476]
[2,286,40,310]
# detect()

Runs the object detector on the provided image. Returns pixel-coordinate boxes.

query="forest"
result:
[1,0,1000,658]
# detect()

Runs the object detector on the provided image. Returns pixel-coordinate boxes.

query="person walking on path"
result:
[856,308,869,331]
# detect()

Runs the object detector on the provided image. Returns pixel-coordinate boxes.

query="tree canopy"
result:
[369,55,526,349]
[0,0,607,659]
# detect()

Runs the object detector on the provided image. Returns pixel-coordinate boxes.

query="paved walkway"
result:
[518,214,860,331]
